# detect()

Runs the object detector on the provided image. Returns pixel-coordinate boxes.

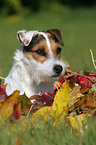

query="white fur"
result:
[17,30,38,46]
[5,31,66,98]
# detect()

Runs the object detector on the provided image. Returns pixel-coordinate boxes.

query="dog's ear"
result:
[17,30,38,46]
[46,29,64,46]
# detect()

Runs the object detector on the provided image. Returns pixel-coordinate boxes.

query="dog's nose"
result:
[53,65,63,75]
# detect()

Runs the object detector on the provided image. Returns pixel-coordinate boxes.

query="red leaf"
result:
[88,76,96,83]
[42,92,55,106]
[76,76,93,89]
[32,92,55,113]
[13,103,21,120]
[9,103,21,123]
[0,86,8,102]
[54,77,65,93]
[59,77,65,84]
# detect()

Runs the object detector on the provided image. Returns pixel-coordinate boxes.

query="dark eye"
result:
[57,47,61,55]
[34,48,46,56]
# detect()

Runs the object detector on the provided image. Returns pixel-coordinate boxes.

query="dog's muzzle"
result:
[52,64,63,77]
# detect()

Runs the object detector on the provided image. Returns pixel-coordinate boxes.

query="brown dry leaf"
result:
[69,90,96,116]
[69,85,84,108]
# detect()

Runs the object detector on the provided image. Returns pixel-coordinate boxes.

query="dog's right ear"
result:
[46,29,64,46]
[17,30,38,46]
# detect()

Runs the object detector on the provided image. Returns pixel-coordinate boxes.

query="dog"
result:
[5,29,66,98]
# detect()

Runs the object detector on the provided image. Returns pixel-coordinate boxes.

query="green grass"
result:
[0,7,96,145]
[0,116,96,145]
[0,7,96,76]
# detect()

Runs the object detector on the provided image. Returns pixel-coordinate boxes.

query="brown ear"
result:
[46,29,64,46]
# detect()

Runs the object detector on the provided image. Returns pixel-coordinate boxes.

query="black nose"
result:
[53,65,63,75]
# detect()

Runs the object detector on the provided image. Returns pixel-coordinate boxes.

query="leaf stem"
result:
[90,49,96,69]
[0,76,5,80]
[66,68,96,84]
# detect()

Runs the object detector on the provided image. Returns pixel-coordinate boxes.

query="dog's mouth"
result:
[52,74,60,78]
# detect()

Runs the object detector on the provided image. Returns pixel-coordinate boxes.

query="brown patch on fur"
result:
[49,39,62,59]
[45,29,64,46]
[24,39,49,64]
[24,35,62,64]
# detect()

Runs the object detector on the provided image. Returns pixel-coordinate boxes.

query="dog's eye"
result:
[57,47,61,55]
[34,48,46,56]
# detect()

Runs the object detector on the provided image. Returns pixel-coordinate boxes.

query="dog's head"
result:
[17,29,66,83]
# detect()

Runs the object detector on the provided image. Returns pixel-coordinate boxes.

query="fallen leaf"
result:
[32,92,55,113]
[32,106,52,123]
[0,86,8,102]
[0,91,19,122]
[76,76,93,90]
[67,114,87,133]
[17,94,32,112]
[9,103,21,123]
[52,81,69,119]
[69,90,96,116]
[69,85,83,108]
[32,81,69,125]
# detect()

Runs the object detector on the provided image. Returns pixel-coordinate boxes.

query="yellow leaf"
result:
[4,91,20,104]
[0,104,13,122]
[32,106,52,124]
[67,114,87,133]
[52,81,69,119]
[0,91,19,122]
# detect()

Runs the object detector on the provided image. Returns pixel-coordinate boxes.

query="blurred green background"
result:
[0,0,96,77]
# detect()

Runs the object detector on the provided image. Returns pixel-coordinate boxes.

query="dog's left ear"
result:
[17,30,38,46]
[46,29,64,46]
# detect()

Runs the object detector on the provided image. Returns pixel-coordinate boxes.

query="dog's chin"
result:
[52,74,60,78]
[51,75,62,81]
[42,74,63,83]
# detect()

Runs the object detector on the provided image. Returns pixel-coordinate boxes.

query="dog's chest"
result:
[22,81,54,97]
[33,81,54,94]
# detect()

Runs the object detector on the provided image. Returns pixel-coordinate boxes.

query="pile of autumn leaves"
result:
[0,69,96,132]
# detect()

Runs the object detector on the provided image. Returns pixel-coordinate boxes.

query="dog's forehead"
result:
[27,31,49,41]
[23,31,53,52]
[34,31,51,45]
[39,32,51,50]
[17,29,64,48]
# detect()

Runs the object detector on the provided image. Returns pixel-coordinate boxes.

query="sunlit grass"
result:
[0,115,96,145]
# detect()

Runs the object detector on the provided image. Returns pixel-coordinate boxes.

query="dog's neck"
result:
[5,47,54,97]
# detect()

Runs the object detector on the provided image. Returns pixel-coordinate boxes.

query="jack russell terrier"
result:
[5,29,66,98]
